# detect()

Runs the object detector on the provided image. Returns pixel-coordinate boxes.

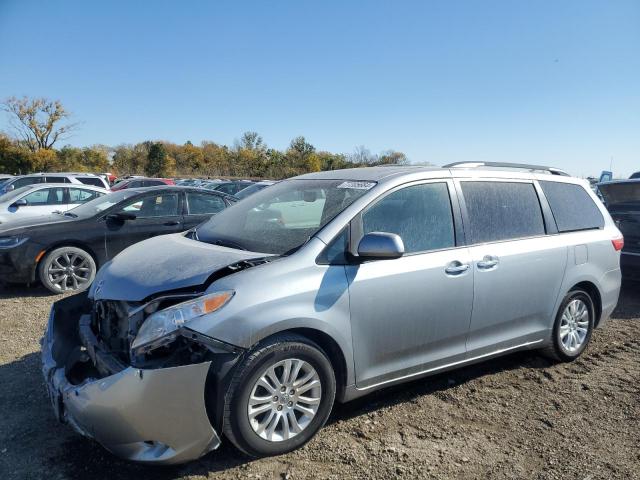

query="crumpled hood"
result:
[91,233,270,301]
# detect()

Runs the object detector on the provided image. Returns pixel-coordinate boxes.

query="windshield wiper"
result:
[212,239,248,251]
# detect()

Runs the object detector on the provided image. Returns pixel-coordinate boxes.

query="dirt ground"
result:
[0,281,638,480]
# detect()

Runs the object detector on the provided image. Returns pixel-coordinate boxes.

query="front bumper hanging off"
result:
[41,294,223,465]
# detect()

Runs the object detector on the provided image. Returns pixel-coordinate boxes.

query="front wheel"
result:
[38,246,96,293]
[222,333,336,457]
[543,289,595,361]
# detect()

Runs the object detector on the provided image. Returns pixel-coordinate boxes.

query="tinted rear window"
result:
[77,177,105,187]
[540,181,604,232]
[461,181,545,243]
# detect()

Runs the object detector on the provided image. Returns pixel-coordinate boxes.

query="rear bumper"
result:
[41,296,222,464]
[597,268,622,328]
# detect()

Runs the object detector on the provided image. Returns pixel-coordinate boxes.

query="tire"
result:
[542,289,595,362]
[222,333,336,457]
[38,246,97,294]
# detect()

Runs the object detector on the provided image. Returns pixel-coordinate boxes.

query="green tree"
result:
[146,142,172,177]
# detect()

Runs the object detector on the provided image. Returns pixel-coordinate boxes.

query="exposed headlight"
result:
[131,290,234,353]
[0,235,28,249]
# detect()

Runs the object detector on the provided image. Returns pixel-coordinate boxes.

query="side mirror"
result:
[10,199,27,208]
[106,211,137,222]
[357,232,404,260]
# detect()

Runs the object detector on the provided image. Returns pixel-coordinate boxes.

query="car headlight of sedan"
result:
[0,235,29,249]
[131,290,234,353]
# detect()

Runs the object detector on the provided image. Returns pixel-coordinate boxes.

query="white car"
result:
[0,183,107,227]
[0,172,110,195]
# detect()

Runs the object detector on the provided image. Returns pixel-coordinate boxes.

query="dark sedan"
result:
[0,186,236,293]
[598,179,640,279]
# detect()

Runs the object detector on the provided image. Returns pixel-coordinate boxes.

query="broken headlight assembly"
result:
[131,290,234,355]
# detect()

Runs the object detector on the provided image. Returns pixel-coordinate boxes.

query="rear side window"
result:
[44,176,70,183]
[461,181,545,243]
[68,188,103,203]
[540,181,604,232]
[186,192,226,215]
[77,177,105,188]
[143,180,164,187]
[362,182,455,253]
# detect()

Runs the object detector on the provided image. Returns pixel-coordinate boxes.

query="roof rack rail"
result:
[443,161,570,176]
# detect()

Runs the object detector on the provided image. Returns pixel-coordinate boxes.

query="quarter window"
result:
[539,181,604,232]
[362,183,455,253]
[68,188,103,203]
[186,192,226,215]
[461,181,545,243]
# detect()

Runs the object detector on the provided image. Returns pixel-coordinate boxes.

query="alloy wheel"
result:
[247,358,322,442]
[559,298,590,353]
[47,252,93,291]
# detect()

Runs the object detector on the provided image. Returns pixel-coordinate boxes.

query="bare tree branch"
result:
[2,96,78,151]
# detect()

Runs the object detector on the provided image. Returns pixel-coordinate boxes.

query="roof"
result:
[295,166,442,182]
[598,178,640,186]
[121,185,237,198]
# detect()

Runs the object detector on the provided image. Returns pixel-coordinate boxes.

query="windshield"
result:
[235,182,272,200]
[598,182,640,206]
[196,179,375,254]
[68,190,140,216]
[0,185,32,202]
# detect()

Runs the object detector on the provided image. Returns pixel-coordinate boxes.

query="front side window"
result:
[12,177,41,189]
[362,182,455,253]
[461,181,545,243]
[121,193,179,218]
[186,192,226,215]
[22,187,66,206]
[540,181,605,232]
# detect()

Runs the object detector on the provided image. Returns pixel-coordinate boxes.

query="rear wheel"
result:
[38,246,96,293]
[222,333,336,457]
[543,289,594,361]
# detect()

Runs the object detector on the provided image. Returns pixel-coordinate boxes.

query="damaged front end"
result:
[41,290,245,464]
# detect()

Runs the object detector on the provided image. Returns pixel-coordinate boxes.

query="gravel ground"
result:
[0,281,639,480]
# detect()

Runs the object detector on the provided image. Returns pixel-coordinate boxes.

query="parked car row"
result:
[40,163,624,464]
[0,186,236,292]
[0,172,110,195]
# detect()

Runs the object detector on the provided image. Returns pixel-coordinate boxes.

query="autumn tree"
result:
[2,96,78,151]
[146,142,174,177]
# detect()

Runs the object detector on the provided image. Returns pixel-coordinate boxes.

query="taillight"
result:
[612,236,624,251]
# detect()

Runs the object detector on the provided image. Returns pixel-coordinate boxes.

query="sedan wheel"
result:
[39,247,96,293]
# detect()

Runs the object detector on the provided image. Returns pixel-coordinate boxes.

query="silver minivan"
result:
[42,163,622,464]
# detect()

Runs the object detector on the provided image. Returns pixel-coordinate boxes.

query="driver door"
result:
[345,180,474,389]
[105,191,184,258]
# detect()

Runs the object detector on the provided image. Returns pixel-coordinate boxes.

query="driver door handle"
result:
[163,220,180,226]
[445,262,470,275]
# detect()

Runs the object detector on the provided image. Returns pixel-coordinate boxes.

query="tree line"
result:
[1,96,410,179]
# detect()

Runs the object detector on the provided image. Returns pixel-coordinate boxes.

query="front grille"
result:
[92,300,142,363]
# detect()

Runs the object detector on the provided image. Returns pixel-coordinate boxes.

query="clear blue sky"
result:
[1,0,638,177]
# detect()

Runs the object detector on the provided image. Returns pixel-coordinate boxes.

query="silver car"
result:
[0,183,107,227]
[42,163,622,464]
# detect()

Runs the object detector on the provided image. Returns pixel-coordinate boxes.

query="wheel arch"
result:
[568,280,603,327]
